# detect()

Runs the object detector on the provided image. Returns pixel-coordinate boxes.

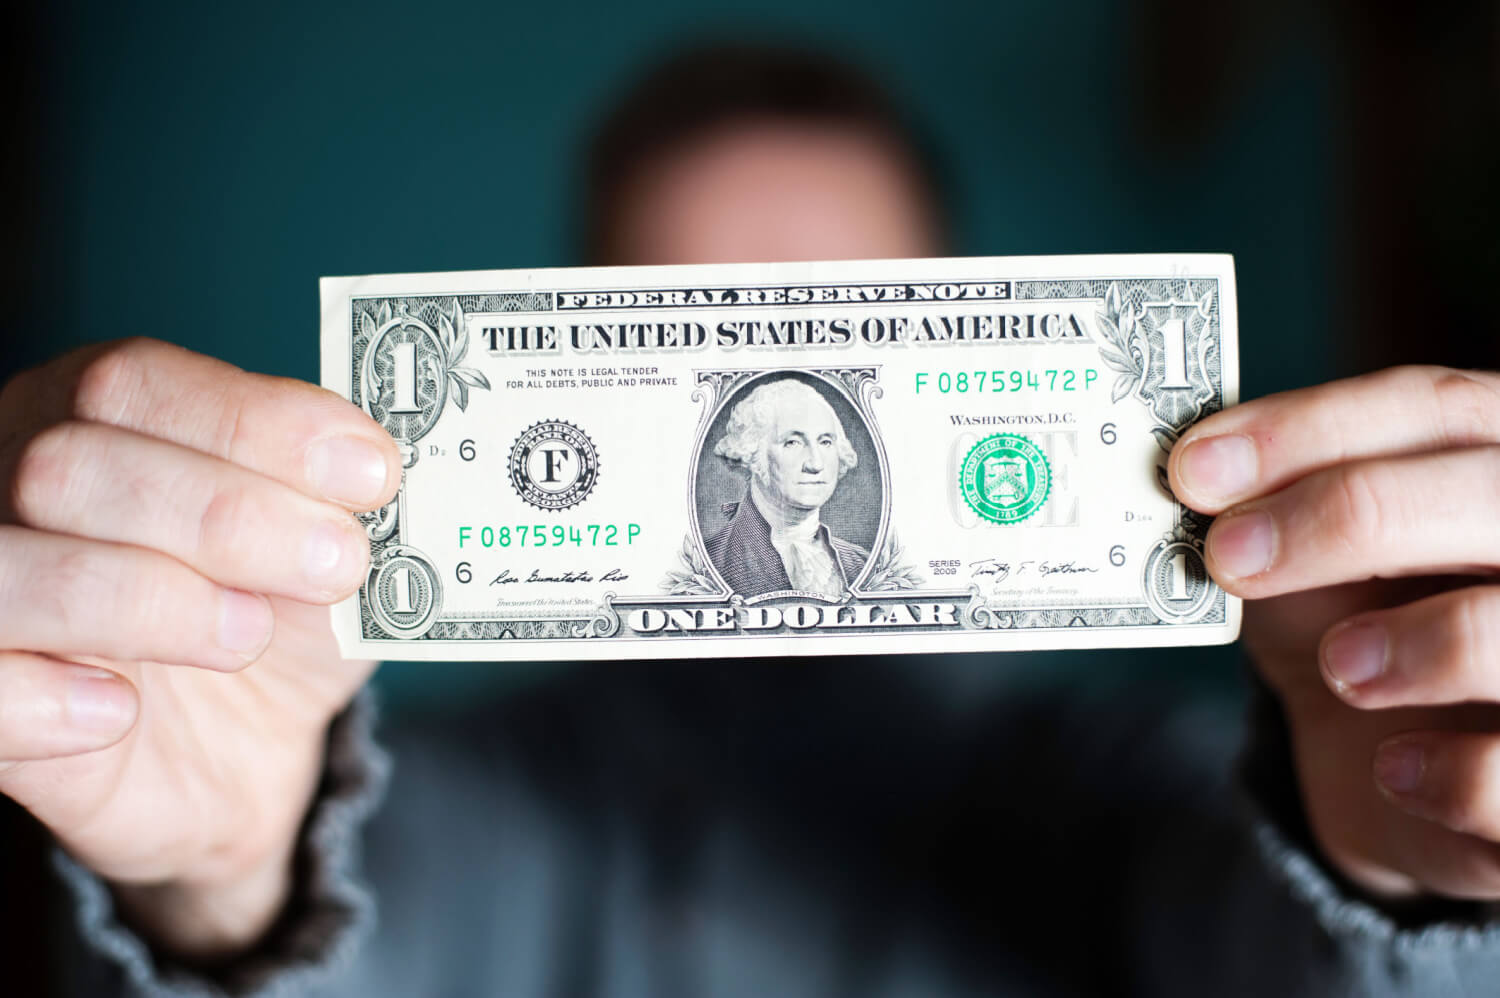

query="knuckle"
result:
[41,544,124,639]
[195,481,258,561]
[211,373,328,467]
[9,422,96,527]
[39,546,190,659]
[73,339,157,423]
[112,556,186,656]
[1323,463,1396,555]
[1444,790,1500,841]
[1438,744,1500,838]
[209,391,253,466]
[1441,793,1485,838]
[1429,368,1500,447]
[1377,364,1441,391]
[1445,592,1499,692]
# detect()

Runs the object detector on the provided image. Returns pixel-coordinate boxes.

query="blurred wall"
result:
[11,0,1341,386]
[7,0,1360,706]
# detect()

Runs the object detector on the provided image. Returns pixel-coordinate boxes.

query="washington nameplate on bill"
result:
[320,254,1241,661]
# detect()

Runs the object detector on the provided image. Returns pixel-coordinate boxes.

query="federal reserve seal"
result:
[508,419,600,511]
[959,432,1051,525]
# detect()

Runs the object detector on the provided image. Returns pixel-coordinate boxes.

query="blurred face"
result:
[759,392,842,511]
[604,118,942,265]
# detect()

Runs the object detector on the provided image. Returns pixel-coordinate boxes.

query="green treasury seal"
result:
[959,432,1051,525]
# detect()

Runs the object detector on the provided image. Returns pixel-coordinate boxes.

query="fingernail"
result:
[218,589,274,659]
[1374,741,1425,796]
[1323,622,1388,692]
[66,668,137,735]
[303,520,361,590]
[1209,511,1275,579]
[306,437,389,506]
[1178,434,1258,503]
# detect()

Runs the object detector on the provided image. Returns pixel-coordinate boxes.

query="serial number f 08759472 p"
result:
[914,369,1099,394]
[458,523,642,548]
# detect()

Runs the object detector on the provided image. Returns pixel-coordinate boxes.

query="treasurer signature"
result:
[490,567,630,585]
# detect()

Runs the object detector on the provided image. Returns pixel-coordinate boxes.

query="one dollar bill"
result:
[321,254,1240,661]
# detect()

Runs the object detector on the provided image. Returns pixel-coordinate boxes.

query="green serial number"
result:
[459,523,641,548]
[915,369,1099,394]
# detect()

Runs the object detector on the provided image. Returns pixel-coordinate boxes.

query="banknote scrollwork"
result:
[1141,538,1213,622]
[1092,279,1222,619]
[1137,504,1216,622]
[570,596,622,638]
[861,531,924,591]
[662,535,726,596]
[367,544,442,639]
[358,297,492,447]
[964,589,1163,630]
[964,590,1008,630]
[1093,281,1219,440]
[807,367,882,411]
[360,494,400,544]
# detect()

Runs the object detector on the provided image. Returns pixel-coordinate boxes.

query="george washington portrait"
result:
[701,377,875,599]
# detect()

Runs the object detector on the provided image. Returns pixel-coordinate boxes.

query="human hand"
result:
[0,339,399,956]
[1169,366,1500,900]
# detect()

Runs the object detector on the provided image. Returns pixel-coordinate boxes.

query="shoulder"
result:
[705,514,739,561]
[829,533,870,562]
[828,533,870,581]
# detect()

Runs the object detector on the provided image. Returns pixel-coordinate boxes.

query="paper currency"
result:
[321,254,1240,661]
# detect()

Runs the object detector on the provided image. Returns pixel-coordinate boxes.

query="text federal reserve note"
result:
[321,254,1240,661]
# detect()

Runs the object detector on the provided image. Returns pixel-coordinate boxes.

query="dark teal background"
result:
[15,0,1342,706]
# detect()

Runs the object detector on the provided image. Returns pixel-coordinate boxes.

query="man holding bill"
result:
[2,42,1499,998]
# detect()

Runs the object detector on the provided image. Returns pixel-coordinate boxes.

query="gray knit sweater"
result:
[21,656,1500,997]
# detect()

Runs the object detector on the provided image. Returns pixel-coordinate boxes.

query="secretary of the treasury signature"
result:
[969,558,1101,583]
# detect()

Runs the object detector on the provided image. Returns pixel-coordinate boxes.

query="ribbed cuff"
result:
[1235,660,1500,946]
[52,687,390,998]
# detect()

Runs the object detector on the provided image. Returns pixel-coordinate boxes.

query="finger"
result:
[1374,730,1500,842]
[1319,586,1500,708]
[0,527,275,671]
[1,338,401,511]
[1289,698,1500,901]
[1201,445,1500,597]
[1169,366,1500,513]
[0,654,137,766]
[7,421,369,602]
